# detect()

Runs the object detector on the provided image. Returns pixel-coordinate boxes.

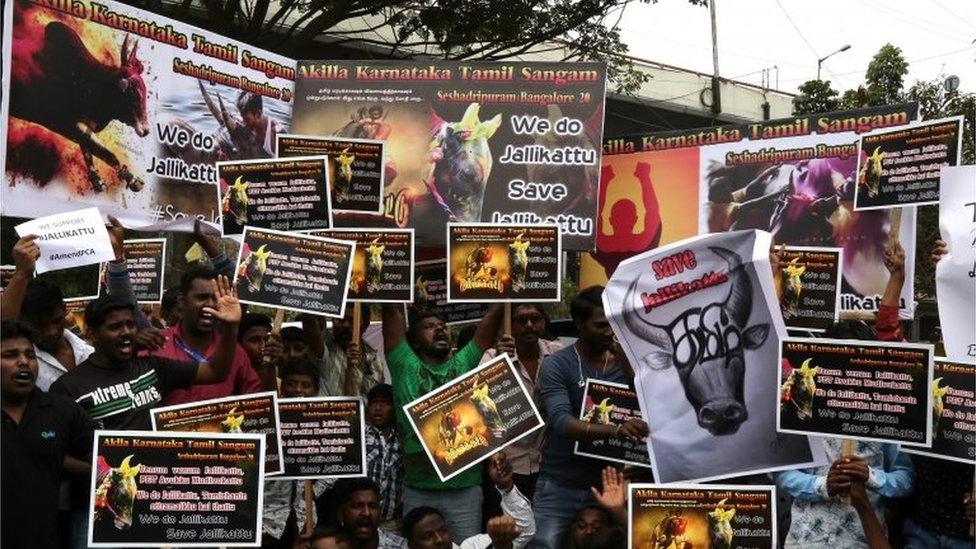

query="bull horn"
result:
[216,93,237,131]
[621,278,672,352]
[711,246,751,327]
[121,34,131,64]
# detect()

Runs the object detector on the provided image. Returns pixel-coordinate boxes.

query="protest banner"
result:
[574,379,651,468]
[778,337,934,447]
[904,359,976,464]
[936,166,976,361]
[775,246,843,332]
[277,135,386,214]
[88,431,264,547]
[217,157,331,236]
[404,353,544,482]
[15,207,115,273]
[65,299,92,332]
[854,116,964,210]
[1,0,294,231]
[629,484,776,549]
[277,397,367,479]
[123,239,165,304]
[446,223,561,303]
[308,228,414,302]
[292,61,606,249]
[605,230,824,482]
[412,260,490,324]
[151,392,284,475]
[234,227,355,318]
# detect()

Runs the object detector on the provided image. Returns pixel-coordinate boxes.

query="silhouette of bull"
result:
[93,455,140,531]
[707,499,735,549]
[780,258,806,319]
[932,377,950,437]
[365,238,385,291]
[509,232,530,293]
[471,381,505,433]
[622,247,770,435]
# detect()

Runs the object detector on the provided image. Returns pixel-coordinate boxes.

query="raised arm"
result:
[194,276,242,384]
[0,236,39,320]
[876,241,906,341]
[301,313,326,360]
[193,219,234,277]
[472,304,505,352]
[104,217,151,330]
[381,303,406,354]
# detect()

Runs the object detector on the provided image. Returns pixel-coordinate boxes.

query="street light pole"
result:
[817,44,851,80]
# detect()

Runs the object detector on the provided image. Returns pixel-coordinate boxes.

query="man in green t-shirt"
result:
[381,303,504,544]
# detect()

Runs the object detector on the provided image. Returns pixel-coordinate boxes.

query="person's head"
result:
[402,506,451,549]
[335,478,381,542]
[308,527,358,549]
[160,286,181,327]
[84,295,138,363]
[237,91,263,129]
[178,265,219,336]
[366,384,394,430]
[571,286,613,353]
[823,320,875,341]
[565,506,614,549]
[238,313,272,366]
[332,304,371,350]
[407,310,450,361]
[280,326,310,366]
[1,321,38,401]
[512,304,548,349]
[20,279,67,352]
[280,359,319,397]
[454,323,476,352]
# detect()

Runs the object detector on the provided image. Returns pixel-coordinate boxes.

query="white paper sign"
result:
[15,208,114,273]
[936,166,976,361]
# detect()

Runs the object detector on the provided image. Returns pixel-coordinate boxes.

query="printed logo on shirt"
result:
[74,370,163,420]
[41,430,56,439]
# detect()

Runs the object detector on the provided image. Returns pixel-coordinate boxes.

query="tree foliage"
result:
[865,43,909,107]
[792,79,840,115]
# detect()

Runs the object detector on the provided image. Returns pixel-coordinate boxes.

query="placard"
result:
[936,166,976,361]
[276,397,367,480]
[150,392,284,475]
[778,337,934,446]
[446,223,561,303]
[276,135,385,214]
[403,353,544,482]
[412,260,489,324]
[15,207,115,273]
[629,484,776,549]
[904,359,976,464]
[292,60,606,250]
[217,157,331,236]
[308,228,414,302]
[854,116,964,210]
[574,379,651,468]
[776,246,843,332]
[234,227,354,318]
[123,239,166,304]
[88,431,264,547]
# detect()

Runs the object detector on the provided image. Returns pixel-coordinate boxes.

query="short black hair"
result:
[280,326,306,344]
[21,279,65,321]
[179,264,219,295]
[239,313,272,342]
[84,295,135,330]
[402,506,444,541]
[1,321,35,345]
[334,478,380,507]
[366,383,393,404]
[823,320,876,341]
[280,358,320,392]
[237,91,263,115]
[310,527,358,548]
[571,286,605,325]
[406,309,447,344]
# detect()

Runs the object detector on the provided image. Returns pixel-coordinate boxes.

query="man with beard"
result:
[381,304,505,542]
[334,478,408,549]
[304,306,383,397]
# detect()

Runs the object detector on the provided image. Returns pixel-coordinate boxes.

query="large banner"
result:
[905,359,976,464]
[1,0,295,230]
[292,61,606,249]
[604,230,824,482]
[937,166,976,361]
[277,397,367,479]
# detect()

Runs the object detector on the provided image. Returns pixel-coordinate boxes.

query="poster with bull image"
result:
[446,223,561,303]
[413,259,490,324]
[936,166,976,361]
[234,227,355,318]
[1,0,295,231]
[277,134,385,214]
[629,484,776,549]
[574,379,651,468]
[308,228,414,302]
[123,238,165,304]
[776,246,842,332]
[87,431,265,547]
[150,392,284,475]
[853,115,964,210]
[404,353,544,482]
[904,359,976,464]
[291,60,606,250]
[217,157,332,236]
[777,338,934,447]
[276,397,367,479]
[604,230,825,483]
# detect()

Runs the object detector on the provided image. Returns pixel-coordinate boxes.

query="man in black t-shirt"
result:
[1,321,95,549]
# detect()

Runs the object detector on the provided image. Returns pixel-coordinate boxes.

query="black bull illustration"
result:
[622,247,770,435]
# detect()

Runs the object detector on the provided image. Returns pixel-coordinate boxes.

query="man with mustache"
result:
[334,478,408,549]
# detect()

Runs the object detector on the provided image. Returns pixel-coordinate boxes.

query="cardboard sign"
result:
[905,359,976,464]
[629,484,776,549]
[778,337,934,446]
[854,116,964,210]
[936,166,976,361]
[308,228,414,302]
[776,246,843,332]
[276,135,385,214]
[217,157,331,236]
[15,208,114,273]
[123,239,166,304]
[150,392,284,475]
[234,227,354,318]
[1,0,295,231]
[292,60,606,250]
[404,353,544,482]
[412,260,489,324]
[277,397,367,480]
[574,379,651,468]
[88,431,264,547]
[446,223,561,303]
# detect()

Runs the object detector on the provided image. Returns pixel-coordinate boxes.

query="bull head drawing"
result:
[859,147,884,198]
[221,407,245,433]
[94,455,141,531]
[707,499,735,549]
[932,377,950,437]
[781,258,805,318]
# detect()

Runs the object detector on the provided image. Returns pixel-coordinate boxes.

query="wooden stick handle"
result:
[839,439,854,504]
[504,302,512,336]
[272,309,285,334]
[305,479,314,535]
[888,208,903,246]
[352,302,362,345]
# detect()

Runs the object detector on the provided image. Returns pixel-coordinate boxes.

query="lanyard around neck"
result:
[173,335,209,363]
